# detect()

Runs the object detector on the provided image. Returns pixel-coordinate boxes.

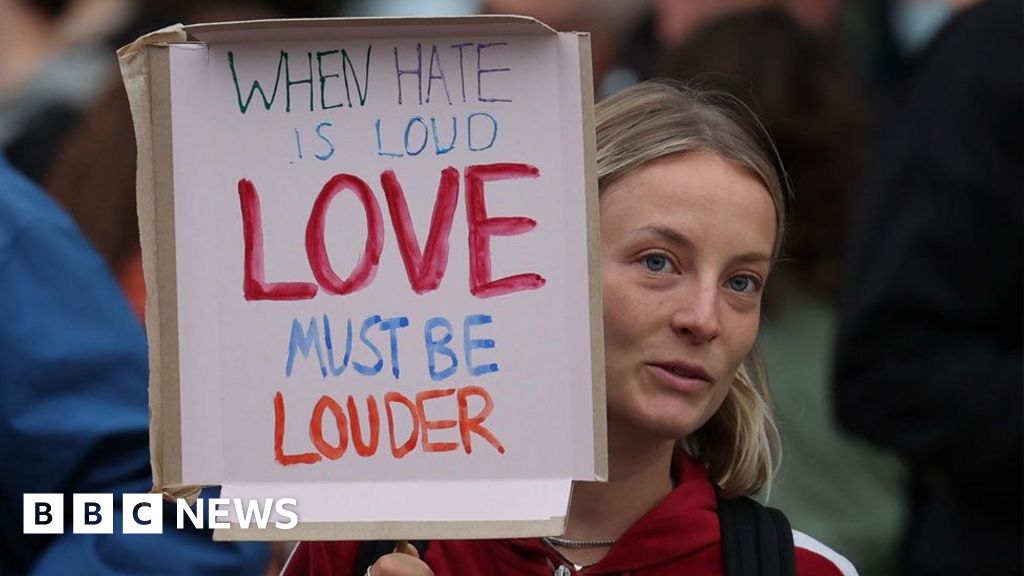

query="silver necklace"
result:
[543,535,616,548]
[543,537,609,574]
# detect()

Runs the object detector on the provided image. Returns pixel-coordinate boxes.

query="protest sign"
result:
[119,15,603,540]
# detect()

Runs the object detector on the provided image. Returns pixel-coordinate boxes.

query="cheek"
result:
[723,312,761,372]
[601,270,637,349]
[708,377,734,414]
[706,315,761,423]
[601,271,645,392]
[601,302,631,384]
[689,376,736,436]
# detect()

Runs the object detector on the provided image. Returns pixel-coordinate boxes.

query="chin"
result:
[646,415,705,440]
[610,401,711,442]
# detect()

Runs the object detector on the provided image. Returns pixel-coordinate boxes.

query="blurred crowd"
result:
[0,0,1019,575]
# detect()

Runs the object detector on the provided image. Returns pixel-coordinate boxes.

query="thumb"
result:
[394,541,421,559]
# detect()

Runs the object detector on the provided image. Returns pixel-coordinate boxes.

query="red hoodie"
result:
[283,456,856,576]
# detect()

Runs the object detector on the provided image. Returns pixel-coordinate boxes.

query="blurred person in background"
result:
[650,0,841,50]
[45,0,344,319]
[614,0,844,86]
[0,0,133,182]
[660,9,905,576]
[833,0,1022,574]
[0,154,269,574]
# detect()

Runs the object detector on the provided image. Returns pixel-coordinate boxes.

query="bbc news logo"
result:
[23,494,298,534]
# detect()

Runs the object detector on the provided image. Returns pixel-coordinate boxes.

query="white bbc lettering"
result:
[73,494,113,534]
[274,498,299,529]
[11,495,305,532]
[176,498,204,529]
[123,494,164,534]
[23,494,64,534]
[207,498,232,529]
[233,498,274,529]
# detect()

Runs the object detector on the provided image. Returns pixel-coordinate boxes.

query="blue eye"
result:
[727,275,759,293]
[643,254,669,272]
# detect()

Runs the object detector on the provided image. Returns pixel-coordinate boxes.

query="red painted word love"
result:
[239,162,546,300]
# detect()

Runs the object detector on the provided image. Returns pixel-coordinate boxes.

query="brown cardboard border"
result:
[118,25,191,494]
[147,46,185,489]
[577,34,607,483]
[183,14,556,42]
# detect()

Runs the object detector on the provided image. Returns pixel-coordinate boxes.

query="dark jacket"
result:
[0,156,269,575]
[834,1,1023,574]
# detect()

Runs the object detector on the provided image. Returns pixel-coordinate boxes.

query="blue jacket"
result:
[0,156,268,574]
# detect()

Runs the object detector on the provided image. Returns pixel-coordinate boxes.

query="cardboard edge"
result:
[116,23,187,61]
[118,26,190,493]
[183,14,557,40]
[577,33,607,483]
[213,517,567,542]
[148,46,186,490]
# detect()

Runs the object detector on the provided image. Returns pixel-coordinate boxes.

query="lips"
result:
[646,361,712,393]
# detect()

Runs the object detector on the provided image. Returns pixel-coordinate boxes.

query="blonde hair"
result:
[596,80,784,498]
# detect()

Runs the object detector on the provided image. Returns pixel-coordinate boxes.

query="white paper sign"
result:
[127,16,603,538]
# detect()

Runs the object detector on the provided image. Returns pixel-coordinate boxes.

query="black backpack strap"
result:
[766,507,795,576]
[718,494,795,576]
[353,540,429,575]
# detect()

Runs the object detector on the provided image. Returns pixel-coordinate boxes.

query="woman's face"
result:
[601,152,776,442]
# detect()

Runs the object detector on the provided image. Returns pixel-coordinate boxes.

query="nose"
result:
[670,281,721,344]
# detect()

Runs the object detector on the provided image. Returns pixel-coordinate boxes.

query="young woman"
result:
[283,81,857,576]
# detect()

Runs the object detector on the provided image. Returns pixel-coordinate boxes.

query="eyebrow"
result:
[627,225,772,265]
[627,225,694,250]
[731,252,773,266]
